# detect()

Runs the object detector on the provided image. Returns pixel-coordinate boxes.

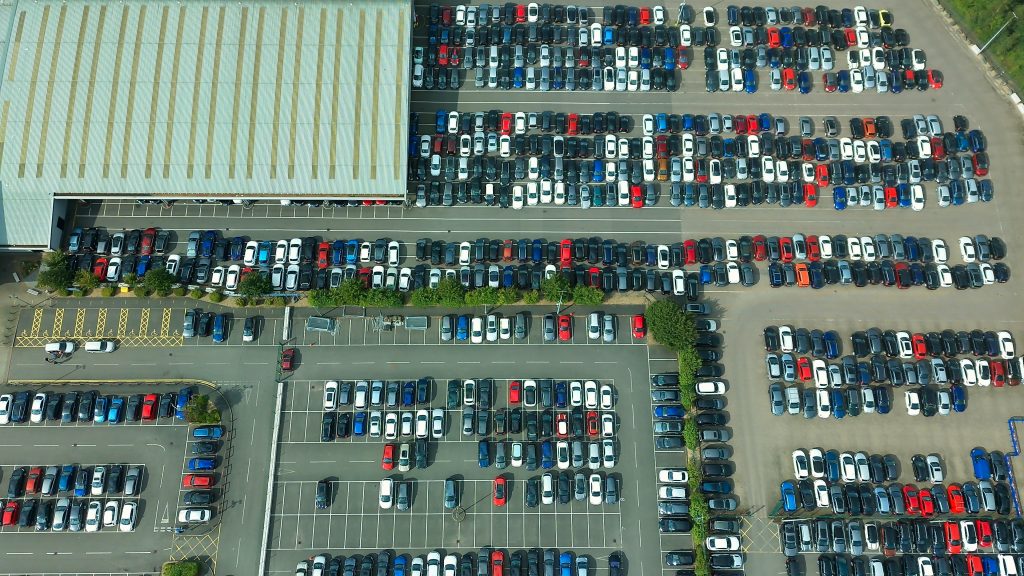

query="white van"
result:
[84,340,116,353]
[44,341,76,354]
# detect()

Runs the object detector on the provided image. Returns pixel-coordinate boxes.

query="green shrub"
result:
[190,289,204,299]
[307,289,334,308]
[208,291,224,303]
[362,288,403,308]
[522,290,541,304]
[235,296,250,307]
[644,300,696,351]
[133,286,149,298]
[172,287,186,297]
[496,287,521,305]
[267,296,286,306]
[541,275,571,303]
[161,560,200,576]
[100,286,116,297]
[572,285,605,305]
[410,288,437,307]
[465,287,499,306]
[435,277,466,307]
[683,417,699,451]
[36,252,73,292]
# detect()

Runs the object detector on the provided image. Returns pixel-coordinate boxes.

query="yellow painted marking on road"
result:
[269,8,288,180]
[101,6,130,179]
[161,309,172,336]
[245,7,266,179]
[7,11,25,81]
[228,7,249,179]
[120,5,147,179]
[96,308,107,336]
[286,7,305,180]
[350,10,366,179]
[79,5,107,178]
[163,6,186,179]
[36,5,67,177]
[328,9,343,179]
[392,12,406,181]
[310,9,326,180]
[60,6,89,178]
[117,308,129,337]
[186,7,210,179]
[52,308,64,338]
[18,5,50,178]
[30,308,42,336]
[204,7,226,180]
[74,309,86,337]
[144,6,169,179]
[368,13,382,180]
[0,100,10,167]
[139,308,151,336]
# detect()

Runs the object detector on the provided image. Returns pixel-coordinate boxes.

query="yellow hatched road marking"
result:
[52,308,64,338]
[30,308,42,336]
[139,308,150,336]
[74,309,86,337]
[96,308,107,336]
[161,308,172,336]
[117,308,129,337]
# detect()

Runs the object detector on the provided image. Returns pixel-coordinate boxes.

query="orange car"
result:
[795,263,811,287]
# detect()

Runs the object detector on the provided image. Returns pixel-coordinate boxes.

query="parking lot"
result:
[0,382,216,575]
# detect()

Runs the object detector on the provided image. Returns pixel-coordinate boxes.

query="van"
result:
[83,340,115,353]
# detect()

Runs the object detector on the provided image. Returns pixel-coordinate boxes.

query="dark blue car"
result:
[823,331,840,359]
[951,384,967,412]
[971,448,992,480]
[797,71,812,94]
[654,405,684,419]
[175,387,191,420]
[188,458,217,471]
[831,390,845,419]
[875,387,891,414]
[478,440,490,468]
[200,231,216,258]
[456,315,469,341]
[541,441,554,469]
[402,382,415,406]
[555,381,567,407]
[353,412,367,435]
[435,110,447,134]
[135,256,150,277]
[833,187,847,210]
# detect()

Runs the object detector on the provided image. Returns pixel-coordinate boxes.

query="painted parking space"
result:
[15,306,182,349]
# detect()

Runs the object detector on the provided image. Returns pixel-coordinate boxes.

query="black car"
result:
[197,312,213,337]
[185,490,215,505]
[8,467,25,498]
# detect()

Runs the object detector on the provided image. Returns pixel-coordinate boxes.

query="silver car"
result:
[602,315,616,343]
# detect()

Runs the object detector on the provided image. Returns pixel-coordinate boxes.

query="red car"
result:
[92,257,108,280]
[493,476,507,506]
[965,556,982,576]
[2,501,18,525]
[676,50,689,70]
[911,334,928,359]
[556,412,569,438]
[746,115,759,133]
[491,549,506,576]
[928,69,943,89]
[441,5,452,25]
[779,237,795,262]
[782,67,796,90]
[502,240,514,261]
[281,348,297,371]
[500,113,513,135]
[806,236,820,261]
[752,235,767,261]
[844,28,856,45]
[557,315,572,341]
[991,360,1007,387]
[639,6,651,24]
[903,485,920,515]
[944,521,962,554]
[804,184,818,207]
[802,139,815,161]
[587,267,600,287]
[183,474,214,488]
[884,187,898,208]
[822,73,838,93]
[141,393,159,420]
[973,153,989,176]
[357,268,371,288]
[559,239,573,266]
[449,47,461,67]
[26,467,42,493]
[931,137,946,160]
[815,164,830,188]
[632,314,647,338]
[509,381,522,404]
[733,115,747,134]
[317,242,330,269]
[863,118,877,138]
[919,489,935,517]
[567,113,579,135]
[438,44,449,66]
[140,228,156,256]
[796,357,811,382]
[630,185,643,208]
[894,262,910,289]
[977,520,993,547]
[767,27,781,48]
[683,240,698,265]
[514,4,526,22]
[947,484,966,514]
[586,411,599,437]
[382,444,396,470]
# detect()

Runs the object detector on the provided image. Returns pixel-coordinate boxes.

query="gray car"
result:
[514,312,528,340]
[183,309,198,339]
[543,314,556,341]
[440,316,453,342]
[769,383,785,416]
[444,478,458,509]
[602,314,616,343]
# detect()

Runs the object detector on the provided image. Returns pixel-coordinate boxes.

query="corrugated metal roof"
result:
[0,186,53,249]
[0,0,410,200]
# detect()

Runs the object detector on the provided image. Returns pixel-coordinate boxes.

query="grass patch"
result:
[943,0,1024,90]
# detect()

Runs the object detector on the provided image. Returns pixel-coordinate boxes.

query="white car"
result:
[431,408,445,439]
[379,478,394,509]
[118,501,137,532]
[589,474,604,505]
[959,237,976,262]
[659,486,687,500]
[816,389,831,418]
[470,316,484,344]
[542,473,555,505]
[569,381,584,406]
[976,359,991,387]
[814,479,830,507]
[696,381,726,395]
[812,360,829,388]
[85,500,102,532]
[323,381,338,411]
[659,469,688,483]
[224,265,240,290]
[998,331,1015,359]
[961,358,978,386]
[599,385,614,410]
[601,413,615,438]
[243,241,259,266]
[523,380,537,407]
[584,381,599,409]
[602,439,616,468]
[706,536,741,551]
[932,239,949,263]
[926,455,945,483]
[287,238,302,264]
[384,412,399,440]
[779,325,794,352]
[905,390,921,416]
[106,258,122,282]
[809,448,825,478]
[177,508,212,523]
[102,500,120,528]
[0,394,10,424]
[840,453,857,482]
[511,442,524,467]
[415,409,429,439]
[587,313,602,340]
[556,440,571,469]
[30,392,46,423]
[792,450,809,479]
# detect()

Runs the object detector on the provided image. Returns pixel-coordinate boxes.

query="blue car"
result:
[502,266,515,287]
[541,441,554,469]
[353,412,367,436]
[435,110,447,134]
[58,465,76,492]
[402,382,415,406]
[955,132,970,153]
[743,69,757,93]
[654,405,684,419]
[969,130,987,152]
[135,256,150,277]
[229,237,245,261]
[951,384,967,412]
[513,67,524,88]
[758,113,772,132]
[592,159,605,182]
[656,113,668,133]
[257,241,272,267]
[837,70,851,93]
[175,388,191,420]
[94,396,108,423]
[797,71,812,94]
[879,140,893,161]
[664,48,675,70]
[876,387,891,414]
[780,481,798,511]
[681,114,694,132]
[890,72,903,94]
[192,425,225,439]
[531,240,543,263]
[897,184,911,207]
[200,231,216,257]
[602,27,614,45]
[831,390,845,419]
[833,187,847,210]
[188,458,217,471]
[780,27,793,48]
[699,265,713,285]
[456,316,469,341]
[478,440,490,468]
[823,331,840,359]
[982,557,999,576]
[212,314,225,343]
[903,237,920,260]
[393,556,408,576]
[971,448,992,480]
[555,381,567,407]
[107,396,124,423]
[331,241,345,266]
[560,552,574,576]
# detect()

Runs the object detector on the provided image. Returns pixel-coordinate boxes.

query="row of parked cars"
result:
[295,547,622,576]
[0,388,191,425]
[791,450,938,484]
[816,550,1024,576]
[2,464,144,532]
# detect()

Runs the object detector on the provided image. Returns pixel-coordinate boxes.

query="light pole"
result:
[978,10,1017,54]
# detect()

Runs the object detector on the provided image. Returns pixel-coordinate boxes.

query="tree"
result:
[496,287,521,305]
[541,275,571,303]
[522,290,541,304]
[464,286,499,306]
[362,288,403,308]
[307,289,335,308]
[644,300,697,351]
[683,417,699,451]
[677,347,702,403]
[183,394,221,424]
[237,271,272,299]
[142,268,176,296]
[334,279,367,306]
[409,288,437,307]
[572,285,604,305]
[37,252,73,292]
[74,269,100,292]
[162,561,200,576]
[435,277,466,307]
